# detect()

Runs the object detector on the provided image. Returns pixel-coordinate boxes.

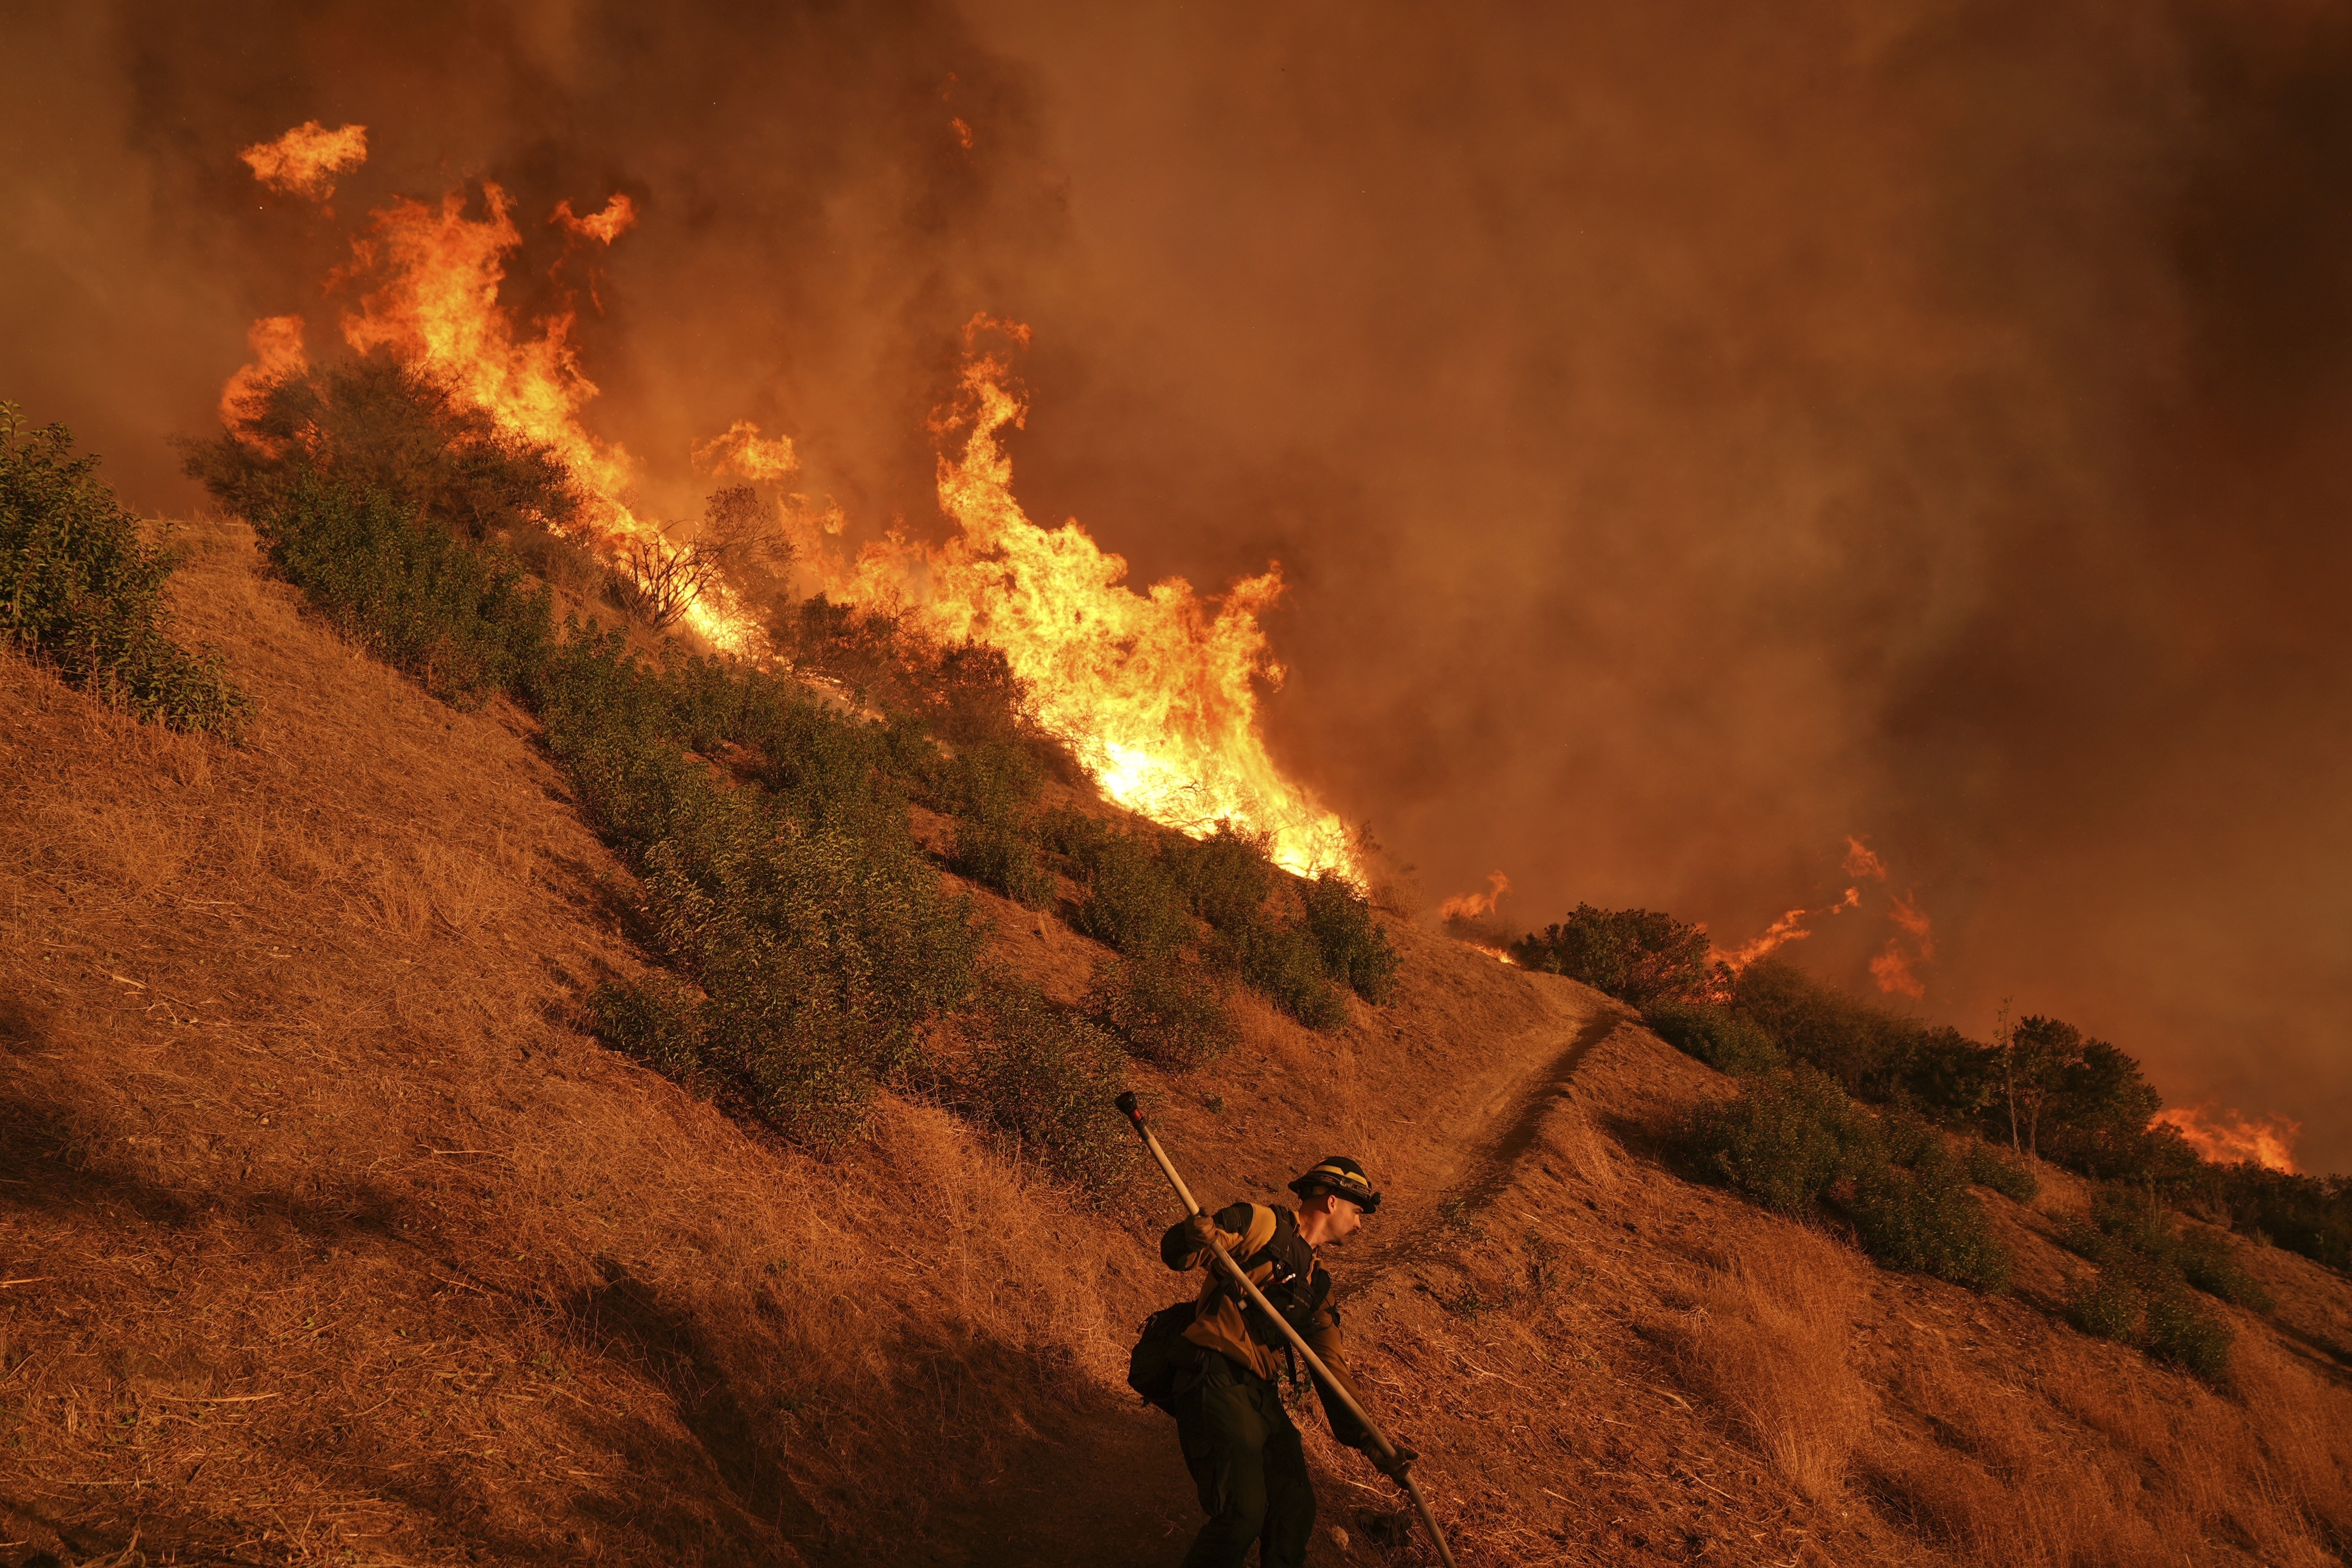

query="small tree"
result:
[1510,904,1713,1006]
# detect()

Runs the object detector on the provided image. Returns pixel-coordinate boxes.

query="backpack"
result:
[1126,1300,1199,1415]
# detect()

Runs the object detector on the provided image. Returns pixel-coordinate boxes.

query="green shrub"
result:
[589,976,714,1091]
[2069,1269,2143,1343]
[1643,1000,1784,1076]
[1683,1074,2010,1290]
[948,817,1057,909]
[926,738,1045,825]
[2057,1189,2248,1380]
[964,982,1139,1196]
[1222,919,1350,1032]
[250,473,551,706]
[1,406,250,735]
[1964,1140,2040,1202]
[2172,1226,2273,1311]
[1510,904,1713,1005]
[182,357,580,544]
[1301,872,1400,1004]
[1087,953,1237,1071]
[1845,1135,2011,1292]
[1682,1069,1861,1218]
[2144,1283,2234,1381]
[1070,829,1193,958]
[1164,824,1274,932]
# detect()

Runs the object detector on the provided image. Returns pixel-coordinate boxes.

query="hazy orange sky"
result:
[4,1,2345,1168]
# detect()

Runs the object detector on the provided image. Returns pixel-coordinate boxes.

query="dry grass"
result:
[1675,1225,1871,1503]
[6,515,2352,1568]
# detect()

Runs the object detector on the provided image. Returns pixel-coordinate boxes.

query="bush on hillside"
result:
[947,818,1058,908]
[1682,1071,2011,1290]
[1164,824,1275,933]
[182,357,581,545]
[1067,827,1194,958]
[2057,1186,2265,1382]
[2182,1163,2352,1272]
[1643,1000,1785,1077]
[1963,1140,2040,1202]
[1221,918,1350,1032]
[250,472,551,705]
[2,405,250,735]
[1510,904,1714,1005]
[1086,953,1238,1071]
[1301,871,1400,1004]
[1846,1117,2011,1292]
[963,982,1140,1196]
[2062,1219,2238,1382]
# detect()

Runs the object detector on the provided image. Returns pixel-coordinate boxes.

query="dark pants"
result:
[1173,1354,1314,1568]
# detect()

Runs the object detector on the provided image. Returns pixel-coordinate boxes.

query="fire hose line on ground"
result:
[1116,1091,1460,1568]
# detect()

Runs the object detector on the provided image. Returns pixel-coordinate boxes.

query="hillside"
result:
[5,517,2351,1567]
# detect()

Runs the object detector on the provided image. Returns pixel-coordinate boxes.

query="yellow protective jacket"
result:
[1160,1201,1373,1449]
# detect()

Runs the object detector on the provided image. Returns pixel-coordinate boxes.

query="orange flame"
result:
[797,318,1354,877]
[1464,943,1519,967]
[240,121,368,200]
[307,180,758,653]
[1717,907,1813,972]
[694,420,800,482]
[1438,871,1511,923]
[2153,1105,2301,1173]
[1868,941,1925,998]
[951,118,976,150]
[552,194,638,245]
[219,315,308,437]
[1843,834,1888,882]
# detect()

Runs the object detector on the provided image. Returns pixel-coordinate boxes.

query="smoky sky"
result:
[4,1,2348,1168]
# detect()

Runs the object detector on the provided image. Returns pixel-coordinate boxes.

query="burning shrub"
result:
[250,471,551,705]
[1,405,249,736]
[1086,953,1237,1071]
[182,357,581,545]
[1642,1000,1784,1077]
[1510,904,1713,1006]
[961,981,1140,1197]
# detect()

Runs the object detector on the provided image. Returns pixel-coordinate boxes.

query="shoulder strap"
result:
[1238,1203,1279,1260]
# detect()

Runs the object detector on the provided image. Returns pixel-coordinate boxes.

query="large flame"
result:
[797,319,1355,877]
[2153,1105,2301,1173]
[224,179,760,653]
[223,158,1353,872]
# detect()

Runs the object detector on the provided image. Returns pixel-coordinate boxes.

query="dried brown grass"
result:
[1676,1225,1872,1503]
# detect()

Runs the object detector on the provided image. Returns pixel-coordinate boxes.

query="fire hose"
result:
[1116,1092,1459,1568]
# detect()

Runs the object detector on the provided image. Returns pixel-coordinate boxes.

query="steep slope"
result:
[5,519,2351,1568]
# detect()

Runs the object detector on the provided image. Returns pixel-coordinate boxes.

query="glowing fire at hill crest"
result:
[800,320,1355,878]
[221,136,1352,875]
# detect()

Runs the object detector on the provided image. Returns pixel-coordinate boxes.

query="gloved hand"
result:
[1371,1442,1417,1482]
[1182,1212,1220,1251]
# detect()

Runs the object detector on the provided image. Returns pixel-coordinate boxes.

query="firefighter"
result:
[1158,1156,1415,1568]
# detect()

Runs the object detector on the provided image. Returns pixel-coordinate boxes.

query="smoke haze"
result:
[4,1,2346,1166]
